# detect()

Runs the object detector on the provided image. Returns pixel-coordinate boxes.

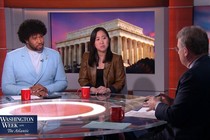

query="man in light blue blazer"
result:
[1,19,68,97]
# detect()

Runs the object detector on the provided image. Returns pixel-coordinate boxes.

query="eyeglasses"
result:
[174,47,179,52]
[174,46,185,52]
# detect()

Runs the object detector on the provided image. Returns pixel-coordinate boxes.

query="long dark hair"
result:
[88,27,113,67]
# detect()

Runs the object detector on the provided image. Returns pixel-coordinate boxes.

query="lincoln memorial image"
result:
[56,19,155,73]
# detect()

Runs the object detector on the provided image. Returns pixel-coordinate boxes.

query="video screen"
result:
[50,11,155,74]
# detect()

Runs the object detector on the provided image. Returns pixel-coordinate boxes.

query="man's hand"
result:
[30,84,48,97]
[145,95,162,111]
[159,93,174,105]
[145,93,174,111]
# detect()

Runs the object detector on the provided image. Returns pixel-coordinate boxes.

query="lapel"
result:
[103,62,111,86]
[21,47,37,79]
[34,48,49,84]
[175,80,180,97]
[90,64,97,85]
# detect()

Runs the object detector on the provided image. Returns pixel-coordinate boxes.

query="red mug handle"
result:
[76,88,81,96]
[120,109,125,120]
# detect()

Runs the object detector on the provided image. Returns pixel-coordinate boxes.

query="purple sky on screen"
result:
[50,11,154,49]
[194,6,210,42]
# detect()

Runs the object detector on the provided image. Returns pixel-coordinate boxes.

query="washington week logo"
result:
[0,115,37,134]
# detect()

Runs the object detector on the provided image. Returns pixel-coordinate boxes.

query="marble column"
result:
[133,40,137,63]
[68,46,72,66]
[78,44,82,65]
[117,36,122,55]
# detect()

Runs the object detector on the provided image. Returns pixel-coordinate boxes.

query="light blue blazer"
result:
[1,46,68,95]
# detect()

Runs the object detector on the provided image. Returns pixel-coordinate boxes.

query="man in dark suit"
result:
[145,26,210,140]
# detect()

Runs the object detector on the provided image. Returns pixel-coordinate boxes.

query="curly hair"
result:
[17,19,47,43]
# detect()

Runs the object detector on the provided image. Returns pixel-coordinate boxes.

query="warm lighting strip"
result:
[0,101,106,121]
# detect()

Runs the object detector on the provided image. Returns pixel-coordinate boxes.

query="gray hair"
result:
[177,26,209,55]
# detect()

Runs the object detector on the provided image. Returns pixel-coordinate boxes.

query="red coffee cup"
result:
[110,106,124,122]
[21,88,31,101]
[80,86,90,99]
